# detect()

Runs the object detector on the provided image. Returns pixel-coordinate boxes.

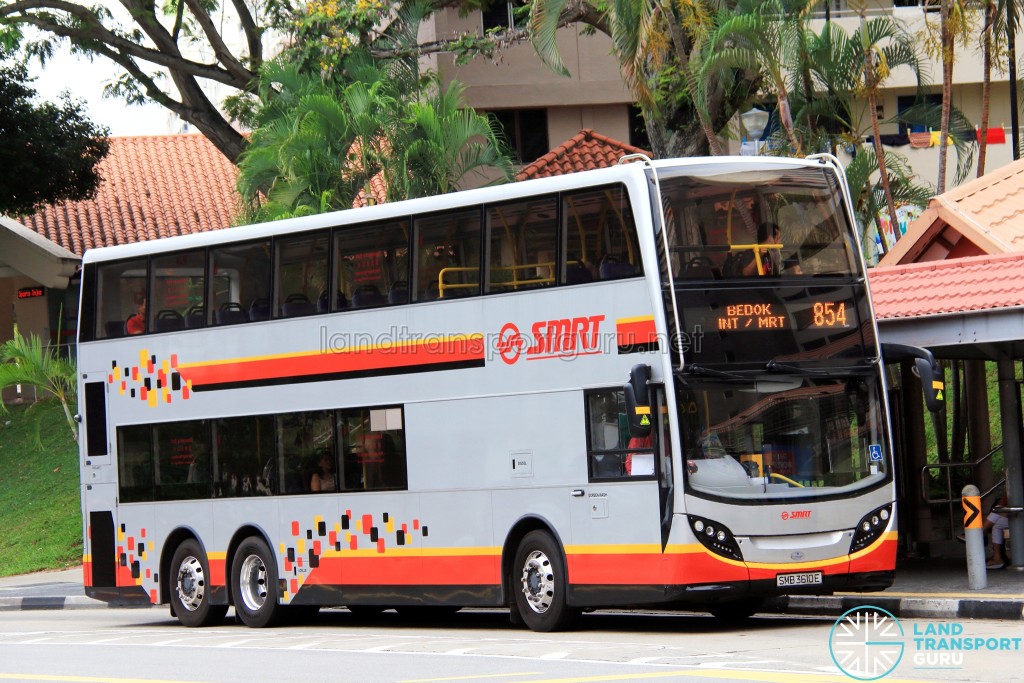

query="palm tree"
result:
[237,55,514,221]
[700,0,813,156]
[0,332,78,442]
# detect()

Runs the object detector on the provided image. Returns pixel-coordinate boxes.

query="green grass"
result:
[0,400,82,577]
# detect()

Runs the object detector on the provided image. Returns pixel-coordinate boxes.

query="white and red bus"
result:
[77,155,938,631]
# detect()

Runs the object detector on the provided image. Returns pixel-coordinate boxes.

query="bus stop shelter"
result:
[869,253,1024,569]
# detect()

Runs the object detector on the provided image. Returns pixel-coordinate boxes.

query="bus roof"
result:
[81,155,836,265]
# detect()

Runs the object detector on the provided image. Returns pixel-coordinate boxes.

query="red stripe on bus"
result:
[616,318,657,347]
[179,337,485,388]
[849,537,898,574]
[567,551,749,585]
[299,555,501,586]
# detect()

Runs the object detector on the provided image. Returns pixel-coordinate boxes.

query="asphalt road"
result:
[0,606,1019,682]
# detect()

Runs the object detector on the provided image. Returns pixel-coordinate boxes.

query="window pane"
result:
[209,239,271,325]
[275,231,329,318]
[414,210,481,301]
[214,415,275,497]
[487,196,558,292]
[562,185,641,283]
[277,411,334,494]
[118,424,154,502]
[334,220,410,310]
[96,258,147,338]
[337,406,407,491]
[150,250,205,333]
[154,420,212,500]
[587,390,627,478]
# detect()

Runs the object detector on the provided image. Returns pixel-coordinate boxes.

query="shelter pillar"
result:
[996,356,1023,569]
[965,360,994,494]
[901,360,930,556]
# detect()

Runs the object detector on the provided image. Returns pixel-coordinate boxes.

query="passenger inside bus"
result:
[126,297,146,335]
[309,449,336,492]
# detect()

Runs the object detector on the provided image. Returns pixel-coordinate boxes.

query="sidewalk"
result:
[1,559,1022,619]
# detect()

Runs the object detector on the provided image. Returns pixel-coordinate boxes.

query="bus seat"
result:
[598,255,635,280]
[249,298,270,322]
[565,261,593,284]
[388,281,408,305]
[104,321,125,338]
[282,294,315,318]
[184,305,205,329]
[353,285,385,308]
[215,302,248,326]
[154,310,185,333]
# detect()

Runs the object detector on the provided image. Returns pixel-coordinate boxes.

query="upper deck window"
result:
[275,231,329,318]
[660,167,858,281]
[414,209,482,301]
[95,258,147,339]
[486,195,558,293]
[209,239,271,326]
[150,249,206,333]
[562,185,643,283]
[334,219,410,309]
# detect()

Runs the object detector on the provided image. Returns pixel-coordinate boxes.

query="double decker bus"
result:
[77,154,938,631]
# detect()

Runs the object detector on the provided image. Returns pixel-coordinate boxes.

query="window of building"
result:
[486,195,558,292]
[562,185,642,282]
[209,239,271,325]
[95,258,147,339]
[275,231,329,318]
[628,105,651,152]
[488,109,549,163]
[150,249,206,333]
[337,406,407,491]
[897,93,942,134]
[334,219,410,310]
[414,209,482,301]
[481,0,527,31]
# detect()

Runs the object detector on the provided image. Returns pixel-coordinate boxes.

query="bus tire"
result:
[231,536,282,628]
[513,530,576,632]
[708,597,764,622]
[169,539,227,627]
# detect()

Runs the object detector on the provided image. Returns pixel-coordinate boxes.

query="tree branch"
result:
[182,0,252,83]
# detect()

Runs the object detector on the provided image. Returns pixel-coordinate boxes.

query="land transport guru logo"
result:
[829,605,1022,680]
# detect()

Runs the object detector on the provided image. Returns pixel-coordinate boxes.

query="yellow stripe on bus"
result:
[615,315,655,325]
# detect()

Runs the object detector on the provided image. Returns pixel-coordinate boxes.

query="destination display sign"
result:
[677,285,872,366]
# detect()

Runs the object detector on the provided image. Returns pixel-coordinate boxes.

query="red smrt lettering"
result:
[527,315,605,357]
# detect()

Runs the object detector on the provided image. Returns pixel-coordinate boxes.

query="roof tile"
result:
[869,252,1024,319]
[517,129,649,180]
[21,134,239,257]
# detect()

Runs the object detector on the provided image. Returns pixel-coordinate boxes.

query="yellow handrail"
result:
[769,472,805,488]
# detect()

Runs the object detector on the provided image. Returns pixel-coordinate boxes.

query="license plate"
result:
[776,571,823,587]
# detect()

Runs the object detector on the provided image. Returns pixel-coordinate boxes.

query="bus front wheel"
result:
[513,531,576,632]
[708,597,764,622]
[231,536,282,628]
[169,539,227,627]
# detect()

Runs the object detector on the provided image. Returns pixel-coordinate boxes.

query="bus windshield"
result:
[677,374,889,501]
[658,164,859,280]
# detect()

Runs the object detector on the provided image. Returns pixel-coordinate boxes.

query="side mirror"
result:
[881,343,944,413]
[624,364,652,437]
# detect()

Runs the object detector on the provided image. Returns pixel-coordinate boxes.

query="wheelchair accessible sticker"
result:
[869,444,883,462]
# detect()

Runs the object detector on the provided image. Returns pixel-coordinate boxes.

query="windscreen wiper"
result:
[682,364,745,379]
[764,359,830,375]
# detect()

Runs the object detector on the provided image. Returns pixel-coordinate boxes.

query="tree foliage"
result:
[0,53,109,215]
[0,331,78,444]
[236,52,514,221]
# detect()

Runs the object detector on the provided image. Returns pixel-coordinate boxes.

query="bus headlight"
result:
[850,503,893,553]
[688,515,743,561]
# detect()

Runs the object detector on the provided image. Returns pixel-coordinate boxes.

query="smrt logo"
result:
[781,510,811,520]
[497,315,605,365]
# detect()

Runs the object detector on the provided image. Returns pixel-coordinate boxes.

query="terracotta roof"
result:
[868,252,1024,319]
[21,134,239,257]
[516,129,649,180]
[880,157,1024,265]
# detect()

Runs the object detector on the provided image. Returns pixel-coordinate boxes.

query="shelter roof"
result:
[880,157,1024,265]
[869,251,1024,319]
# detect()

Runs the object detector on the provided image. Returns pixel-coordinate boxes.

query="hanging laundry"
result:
[929,131,954,146]
[976,128,1007,144]
[908,132,931,148]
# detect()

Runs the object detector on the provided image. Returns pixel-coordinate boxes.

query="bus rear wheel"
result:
[513,531,576,632]
[169,539,227,627]
[231,536,283,628]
